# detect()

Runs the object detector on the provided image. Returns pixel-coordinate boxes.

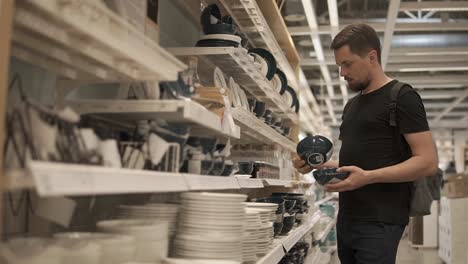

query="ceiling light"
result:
[298,39,314,47]
[405,51,468,56]
[284,14,306,22]
[399,67,468,72]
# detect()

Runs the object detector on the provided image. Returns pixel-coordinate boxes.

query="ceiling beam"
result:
[301,0,337,125]
[399,1,468,12]
[382,0,401,69]
[317,90,467,100]
[309,74,468,86]
[289,22,468,36]
[302,55,468,66]
[433,88,468,122]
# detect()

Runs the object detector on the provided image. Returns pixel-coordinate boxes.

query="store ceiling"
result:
[283,0,468,131]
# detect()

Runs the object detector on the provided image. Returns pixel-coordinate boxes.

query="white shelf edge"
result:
[314,195,335,206]
[263,179,293,188]
[282,211,322,251]
[255,243,285,264]
[237,178,264,188]
[183,175,240,191]
[66,99,240,139]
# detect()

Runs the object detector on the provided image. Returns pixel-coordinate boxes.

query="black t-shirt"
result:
[338,80,429,225]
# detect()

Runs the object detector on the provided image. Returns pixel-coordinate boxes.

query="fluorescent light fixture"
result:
[327,0,339,37]
[405,51,468,56]
[399,67,468,72]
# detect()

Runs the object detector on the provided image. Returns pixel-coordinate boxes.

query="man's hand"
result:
[292,154,314,174]
[325,166,373,192]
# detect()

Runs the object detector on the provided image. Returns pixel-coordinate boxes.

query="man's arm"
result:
[326,131,437,192]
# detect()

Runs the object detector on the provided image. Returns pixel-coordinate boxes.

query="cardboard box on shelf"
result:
[443,174,468,199]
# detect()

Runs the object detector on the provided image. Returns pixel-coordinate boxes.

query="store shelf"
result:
[219,0,298,89]
[67,99,240,138]
[11,161,300,196]
[263,178,294,188]
[12,0,186,81]
[308,246,337,264]
[237,178,265,188]
[256,212,321,264]
[167,47,298,124]
[315,219,337,243]
[232,107,296,152]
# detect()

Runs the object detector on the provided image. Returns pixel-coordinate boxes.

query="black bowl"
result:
[248,48,277,80]
[253,101,266,118]
[296,135,333,167]
[221,164,235,176]
[274,222,283,237]
[282,127,291,137]
[195,39,239,47]
[209,160,225,176]
[283,199,297,212]
[275,69,288,95]
[281,214,296,235]
[285,86,297,108]
[237,161,254,175]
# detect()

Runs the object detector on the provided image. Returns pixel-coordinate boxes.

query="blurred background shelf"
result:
[232,107,296,152]
[168,47,298,124]
[67,99,241,139]
[218,0,299,90]
[12,0,186,81]
[316,219,337,243]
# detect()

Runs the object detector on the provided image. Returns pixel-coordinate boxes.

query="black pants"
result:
[336,218,405,264]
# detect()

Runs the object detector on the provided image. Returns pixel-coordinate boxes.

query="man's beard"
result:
[348,80,370,92]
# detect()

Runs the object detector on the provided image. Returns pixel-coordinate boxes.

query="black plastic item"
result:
[203,23,237,35]
[237,161,254,175]
[285,86,297,108]
[253,101,266,118]
[200,4,222,31]
[313,167,350,185]
[281,214,296,235]
[275,69,288,95]
[195,39,239,48]
[296,135,333,166]
[294,97,300,113]
[248,48,277,80]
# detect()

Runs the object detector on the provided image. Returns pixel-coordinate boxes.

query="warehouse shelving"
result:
[12,0,186,81]
[168,47,298,124]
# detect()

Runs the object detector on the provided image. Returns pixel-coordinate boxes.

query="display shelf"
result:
[315,219,337,243]
[263,178,294,188]
[167,47,298,124]
[307,246,337,264]
[183,174,240,191]
[12,0,186,81]
[67,99,240,139]
[237,178,265,188]
[218,0,298,89]
[232,107,296,152]
[256,212,321,264]
[9,161,301,195]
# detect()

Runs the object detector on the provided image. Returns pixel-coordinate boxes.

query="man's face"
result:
[334,45,372,92]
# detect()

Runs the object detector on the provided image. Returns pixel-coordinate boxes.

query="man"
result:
[293,23,437,264]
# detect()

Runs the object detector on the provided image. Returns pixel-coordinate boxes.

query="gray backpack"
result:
[390,82,442,217]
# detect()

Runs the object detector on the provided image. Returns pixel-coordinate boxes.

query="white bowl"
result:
[97,219,169,241]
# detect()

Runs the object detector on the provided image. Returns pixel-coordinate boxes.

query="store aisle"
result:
[329,237,442,264]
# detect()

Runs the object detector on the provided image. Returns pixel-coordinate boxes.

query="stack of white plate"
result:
[54,232,136,264]
[97,219,169,264]
[0,238,63,264]
[242,209,262,262]
[174,192,247,262]
[162,257,240,264]
[244,202,278,222]
[244,207,276,256]
[115,203,179,238]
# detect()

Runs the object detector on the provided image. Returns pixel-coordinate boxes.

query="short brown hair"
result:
[330,23,381,64]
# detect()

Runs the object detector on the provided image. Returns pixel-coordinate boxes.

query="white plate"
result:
[181,192,247,201]
[214,68,228,91]
[162,257,241,264]
[199,34,242,43]
[229,77,242,108]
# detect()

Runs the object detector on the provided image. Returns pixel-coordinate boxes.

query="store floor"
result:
[330,237,442,264]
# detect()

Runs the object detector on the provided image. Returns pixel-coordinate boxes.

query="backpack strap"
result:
[389,81,406,127]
